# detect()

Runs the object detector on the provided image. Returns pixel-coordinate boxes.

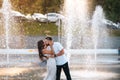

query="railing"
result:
[0,49,118,54]
[0,49,119,65]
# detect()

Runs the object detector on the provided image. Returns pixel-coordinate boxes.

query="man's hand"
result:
[56,49,64,56]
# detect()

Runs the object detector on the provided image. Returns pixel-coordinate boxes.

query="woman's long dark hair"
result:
[37,40,47,60]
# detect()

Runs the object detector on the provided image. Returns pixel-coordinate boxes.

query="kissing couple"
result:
[37,36,72,80]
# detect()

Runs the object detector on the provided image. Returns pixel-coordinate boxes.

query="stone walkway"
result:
[0,54,120,80]
[0,63,120,80]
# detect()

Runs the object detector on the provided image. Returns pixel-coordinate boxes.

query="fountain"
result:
[0,0,25,49]
[59,0,118,63]
[1,0,11,49]
[0,0,119,80]
[59,0,120,79]
[0,0,27,79]
[0,0,12,69]
[61,0,89,49]
[91,5,109,61]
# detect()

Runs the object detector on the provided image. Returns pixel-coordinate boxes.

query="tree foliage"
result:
[10,0,42,14]
[95,0,120,22]
[0,0,119,22]
[10,0,63,14]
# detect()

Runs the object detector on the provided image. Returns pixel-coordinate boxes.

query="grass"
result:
[22,21,58,36]
[0,19,120,36]
[109,29,120,36]
[10,20,58,36]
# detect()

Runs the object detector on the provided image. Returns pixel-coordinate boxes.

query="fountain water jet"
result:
[0,0,26,79]
[62,0,89,49]
[61,0,111,62]
[0,0,13,70]
[1,0,12,49]
[0,0,26,49]
[91,5,108,61]
[61,0,90,63]
[60,0,113,78]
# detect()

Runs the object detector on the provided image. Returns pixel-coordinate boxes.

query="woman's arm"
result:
[42,48,54,55]
[50,45,55,55]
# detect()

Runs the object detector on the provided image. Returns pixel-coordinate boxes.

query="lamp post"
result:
[56,18,62,43]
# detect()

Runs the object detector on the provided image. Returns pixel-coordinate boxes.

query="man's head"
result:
[45,36,53,41]
[44,36,53,46]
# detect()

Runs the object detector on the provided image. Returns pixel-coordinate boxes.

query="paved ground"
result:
[0,64,120,80]
[0,54,120,80]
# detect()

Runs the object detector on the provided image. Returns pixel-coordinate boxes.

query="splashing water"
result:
[61,0,90,63]
[60,0,110,74]
[0,0,26,49]
[62,0,89,49]
[1,0,12,49]
[0,0,13,79]
[91,5,108,60]
[0,0,13,70]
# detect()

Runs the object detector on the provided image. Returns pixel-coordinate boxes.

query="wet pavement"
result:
[0,54,120,80]
[0,64,120,80]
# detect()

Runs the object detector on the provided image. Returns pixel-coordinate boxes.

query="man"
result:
[45,36,72,80]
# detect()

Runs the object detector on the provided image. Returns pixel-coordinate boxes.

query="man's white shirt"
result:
[47,42,68,66]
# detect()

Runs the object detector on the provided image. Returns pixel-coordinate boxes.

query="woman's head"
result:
[37,40,46,60]
[38,40,44,49]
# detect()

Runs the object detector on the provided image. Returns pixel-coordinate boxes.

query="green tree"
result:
[11,0,42,14]
[10,0,63,14]
[41,0,63,14]
[95,0,120,22]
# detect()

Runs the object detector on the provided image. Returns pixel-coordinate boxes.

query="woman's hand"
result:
[49,55,55,58]
[42,49,54,55]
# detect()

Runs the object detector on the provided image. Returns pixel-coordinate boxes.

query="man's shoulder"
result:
[54,42,61,45]
[54,42,63,49]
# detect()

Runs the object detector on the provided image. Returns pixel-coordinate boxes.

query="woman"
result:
[37,40,56,80]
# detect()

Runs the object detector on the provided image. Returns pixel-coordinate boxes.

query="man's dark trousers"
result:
[56,62,72,80]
